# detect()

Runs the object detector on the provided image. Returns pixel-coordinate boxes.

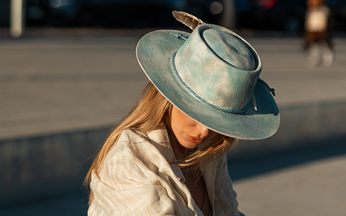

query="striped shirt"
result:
[88,124,243,216]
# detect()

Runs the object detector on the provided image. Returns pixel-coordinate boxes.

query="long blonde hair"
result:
[84,82,238,203]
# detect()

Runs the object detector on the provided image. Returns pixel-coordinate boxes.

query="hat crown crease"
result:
[203,29,257,71]
[174,25,261,112]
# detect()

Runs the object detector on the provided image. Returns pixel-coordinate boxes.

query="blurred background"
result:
[1,0,346,215]
[1,0,346,32]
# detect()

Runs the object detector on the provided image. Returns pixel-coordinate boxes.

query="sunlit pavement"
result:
[234,155,346,216]
[1,35,346,215]
[230,137,346,216]
[1,37,346,140]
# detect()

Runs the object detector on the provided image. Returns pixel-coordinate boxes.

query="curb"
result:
[1,100,346,206]
[228,100,346,159]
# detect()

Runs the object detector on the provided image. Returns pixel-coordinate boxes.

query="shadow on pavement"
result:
[228,135,346,181]
[1,135,345,215]
[0,193,88,216]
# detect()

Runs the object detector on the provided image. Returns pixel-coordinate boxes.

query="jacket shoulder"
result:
[104,129,150,162]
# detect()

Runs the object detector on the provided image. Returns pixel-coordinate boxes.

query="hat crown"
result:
[204,29,256,71]
[136,21,279,139]
[174,24,261,112]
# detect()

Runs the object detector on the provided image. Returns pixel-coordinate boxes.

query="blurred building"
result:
[237,0,306,32]
[0,1,346,34]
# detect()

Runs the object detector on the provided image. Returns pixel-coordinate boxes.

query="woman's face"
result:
[168,105,216,150]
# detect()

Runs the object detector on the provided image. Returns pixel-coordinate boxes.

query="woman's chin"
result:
[180,141,201,150]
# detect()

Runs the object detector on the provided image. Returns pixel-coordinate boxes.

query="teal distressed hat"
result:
[136,11,280,140]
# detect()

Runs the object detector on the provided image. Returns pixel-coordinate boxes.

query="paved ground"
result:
[1,36,346,140]
[1,136,345,216]
[235,156,346,216]
[229,136,346,216]
[1,35,346,215]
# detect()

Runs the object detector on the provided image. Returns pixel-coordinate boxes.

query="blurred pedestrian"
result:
[304,0,334,67]
[84,11,279,216]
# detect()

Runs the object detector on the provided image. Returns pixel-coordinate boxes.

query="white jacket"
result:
[88,124,241,216]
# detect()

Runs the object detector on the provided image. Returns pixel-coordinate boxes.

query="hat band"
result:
[171,52,249,114]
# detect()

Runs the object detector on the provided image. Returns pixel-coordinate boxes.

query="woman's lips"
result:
[187,134,204,144]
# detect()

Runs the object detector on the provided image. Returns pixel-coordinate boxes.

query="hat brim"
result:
[136,29,280,140]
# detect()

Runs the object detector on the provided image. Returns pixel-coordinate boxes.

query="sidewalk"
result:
[1,36,346,215]
[1,137,345,216]
[234,155,346,216]
[1,37,346,139]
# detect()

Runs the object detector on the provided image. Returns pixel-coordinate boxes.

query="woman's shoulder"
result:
[118,128,148,145]
[106,129,150,159]
[105,126,169,164]
[99,129,151,175]
[100,127,172,179]
[117,123,169,148]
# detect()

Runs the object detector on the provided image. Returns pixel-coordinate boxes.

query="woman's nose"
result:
[197,123,209,138]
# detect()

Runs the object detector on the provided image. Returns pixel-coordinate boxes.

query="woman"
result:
[85,11,279,216]
[304,0,334,66]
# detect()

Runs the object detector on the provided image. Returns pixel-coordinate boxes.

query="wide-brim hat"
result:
[136,12,280,140]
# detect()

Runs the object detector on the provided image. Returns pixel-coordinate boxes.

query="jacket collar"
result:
[146,123,185,182]
[146,123,216,213]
